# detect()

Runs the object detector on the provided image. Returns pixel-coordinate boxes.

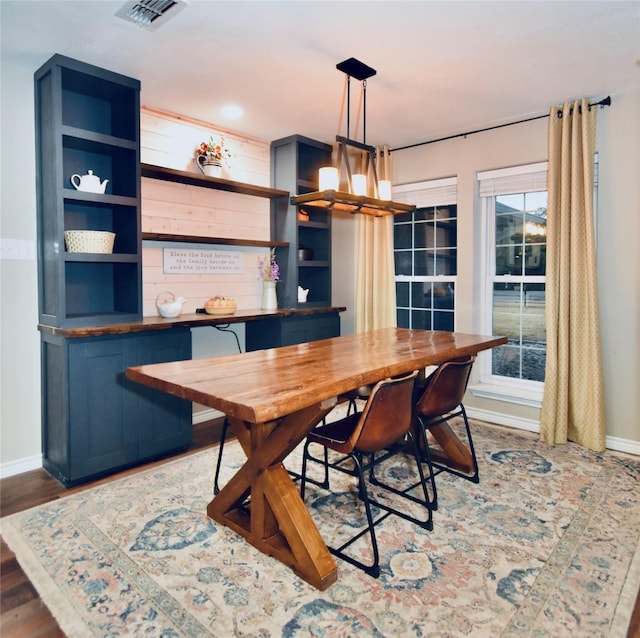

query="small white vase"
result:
[261,281,277,310]
[202,162,222,178]
[195,155,223,178]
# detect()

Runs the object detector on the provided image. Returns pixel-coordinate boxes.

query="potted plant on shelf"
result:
[195,135,231,177]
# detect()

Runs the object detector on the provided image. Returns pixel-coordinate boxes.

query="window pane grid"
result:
[490,188,547,382]
[395,204,457,330]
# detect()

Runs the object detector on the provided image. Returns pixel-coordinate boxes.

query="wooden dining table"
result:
[126,328,507,590]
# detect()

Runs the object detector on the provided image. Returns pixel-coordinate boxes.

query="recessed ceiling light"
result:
[220,105,243,119]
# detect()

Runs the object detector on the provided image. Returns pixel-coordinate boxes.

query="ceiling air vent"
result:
[115,0,187,31]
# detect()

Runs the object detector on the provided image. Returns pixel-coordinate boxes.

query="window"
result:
[478,163,547,388]
[492,191,547,381]
[393,178,457,330]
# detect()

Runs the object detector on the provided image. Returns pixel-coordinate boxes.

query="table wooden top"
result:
[126,328,506,424]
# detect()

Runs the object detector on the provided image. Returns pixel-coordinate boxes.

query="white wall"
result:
[1,60,42,475]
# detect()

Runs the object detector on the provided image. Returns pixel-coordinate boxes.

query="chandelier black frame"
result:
[292,57,415,217]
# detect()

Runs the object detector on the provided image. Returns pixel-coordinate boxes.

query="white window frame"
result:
[473,163,548,407]
[393,177,458,331]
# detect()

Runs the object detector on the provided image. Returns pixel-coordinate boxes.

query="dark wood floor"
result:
[1,419,639,638]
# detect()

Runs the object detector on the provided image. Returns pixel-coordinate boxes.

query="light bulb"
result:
[318,167,339,191]
[378,180,392,200]
[352,174,367,196]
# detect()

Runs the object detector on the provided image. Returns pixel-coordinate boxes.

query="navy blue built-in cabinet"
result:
[270,135,333,308]
[34,56,342,485]
[35,55,192,485]
[41,330,192,486]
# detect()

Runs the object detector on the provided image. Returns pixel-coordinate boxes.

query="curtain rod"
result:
[391,96,612,153]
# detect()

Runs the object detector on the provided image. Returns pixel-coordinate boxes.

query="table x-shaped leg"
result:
[207,401,338,590]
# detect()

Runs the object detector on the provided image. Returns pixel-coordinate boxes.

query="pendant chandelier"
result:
[292,57,415,217]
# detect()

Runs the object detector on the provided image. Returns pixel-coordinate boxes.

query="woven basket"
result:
[64,230,115,254]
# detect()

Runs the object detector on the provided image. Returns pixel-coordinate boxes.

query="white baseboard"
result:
[466,406,640,456]
[604,435,640,456]
[192,408,224,424]
[0,454,43,479]
[466,406,540,433]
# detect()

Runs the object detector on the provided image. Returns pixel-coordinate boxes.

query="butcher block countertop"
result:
[37,307,346,338]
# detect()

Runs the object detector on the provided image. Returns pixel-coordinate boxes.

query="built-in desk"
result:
[38,307,345,340]
[38,307,345,486]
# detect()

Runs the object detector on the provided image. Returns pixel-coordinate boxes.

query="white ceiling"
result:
[2,1,639,149]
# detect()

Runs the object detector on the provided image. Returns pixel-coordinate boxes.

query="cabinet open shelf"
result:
[64,253,139,262]
[298,219,330,230]
[62,125,138,150]
[64,191,138,206]
[299,260,330,267]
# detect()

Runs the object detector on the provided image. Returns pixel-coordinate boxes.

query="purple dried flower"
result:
[259,248,279,282]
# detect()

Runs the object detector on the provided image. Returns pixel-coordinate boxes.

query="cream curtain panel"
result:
[355,146,396,332]
[540,99,606,451]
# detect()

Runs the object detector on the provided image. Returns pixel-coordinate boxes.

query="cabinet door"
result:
[68,336,139,480]
[133,331,193,459]
[246,313,340,350]
[280,314,340,346]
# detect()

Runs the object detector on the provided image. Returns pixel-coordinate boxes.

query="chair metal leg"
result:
[418,405,480,491]
[213,417,230,495]
[329,452,381,578]
[301,443,383,577]
[459,405,479,483]
[300,440,330,500]
[301,436,435,578]
[367,432,433,530]
[415,416,439,509]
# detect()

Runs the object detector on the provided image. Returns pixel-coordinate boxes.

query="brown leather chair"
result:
[339,384,372,416]
[414,355,478,510]
[300,370,433,578]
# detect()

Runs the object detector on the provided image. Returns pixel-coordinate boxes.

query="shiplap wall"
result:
[140,107,274,316]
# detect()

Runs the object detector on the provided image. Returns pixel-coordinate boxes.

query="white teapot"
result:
[297,286,309,303]
[70,170,109,194]
[156,292,185,318]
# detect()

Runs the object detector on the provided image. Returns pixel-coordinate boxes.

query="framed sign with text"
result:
[163,248,244,275]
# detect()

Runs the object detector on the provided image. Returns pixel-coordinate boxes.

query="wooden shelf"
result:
[141,163,289,199]
[142,232,287,248]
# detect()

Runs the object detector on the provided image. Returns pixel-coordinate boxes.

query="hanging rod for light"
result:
[292,57,416,217]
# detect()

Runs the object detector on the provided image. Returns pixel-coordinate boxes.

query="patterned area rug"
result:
[2,418,639,637]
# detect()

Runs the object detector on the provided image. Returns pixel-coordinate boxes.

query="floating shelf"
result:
[141,163,289,199]
[141,232,287,248]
